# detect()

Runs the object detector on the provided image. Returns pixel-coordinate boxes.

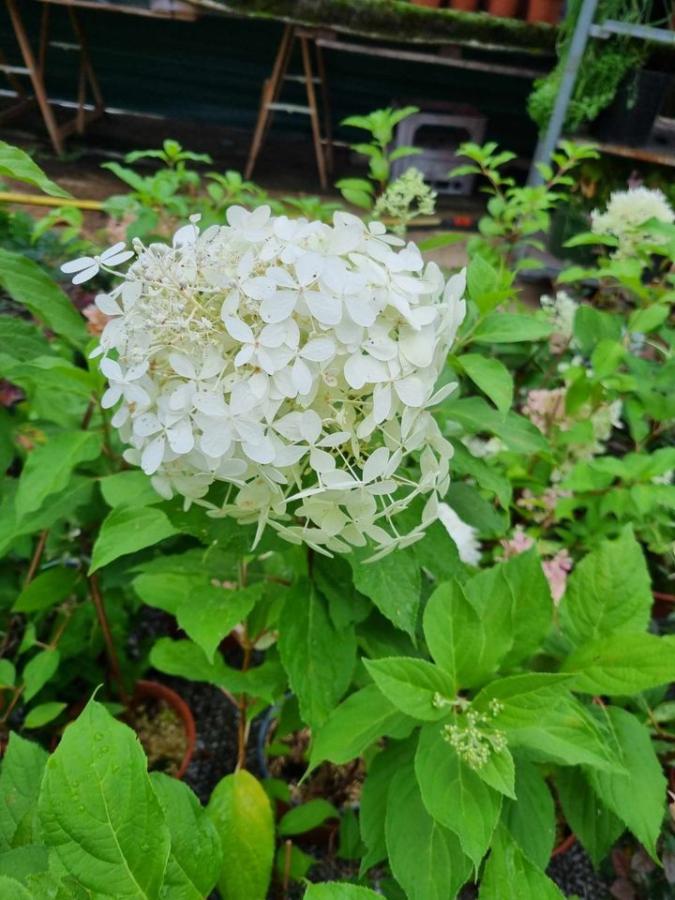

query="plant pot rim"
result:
[132,679,196,779]
[551,831,576,857]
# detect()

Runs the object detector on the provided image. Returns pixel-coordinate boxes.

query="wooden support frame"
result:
[2,0,105,155]
[245,25,331,190]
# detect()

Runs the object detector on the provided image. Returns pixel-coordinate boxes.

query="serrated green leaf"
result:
[422,579,483,691]
[0,733,48,851]
[458,354,513,414]
[555,768,623,868]
[559,528,652,647]
[38,699,171,897]
[278,580,355,729]
[99,470,161,509]
[471,313,552,344]
[15,431,102,520]
[309,685,412,771]
[562,633,675,695]
[415,722,502,867]
[150,772,222,900]
[364,657,455,722]
[386,764,472,900]
[360,739,415,873]
[177,582,263,662]
[89,505,178,573]
[479,826,564,899]
[348,546,420,637]
[503,762,556,869]
[587,708,665,861]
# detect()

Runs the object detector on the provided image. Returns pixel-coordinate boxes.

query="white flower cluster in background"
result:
[591,186,674,259]
[65,208,466,557]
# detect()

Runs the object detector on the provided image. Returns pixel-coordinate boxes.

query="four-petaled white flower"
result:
[60,242,134,285]
[67,207,466,556]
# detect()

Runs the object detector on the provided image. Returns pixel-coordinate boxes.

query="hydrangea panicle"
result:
[591,186,674,259]
[64,208,466,557]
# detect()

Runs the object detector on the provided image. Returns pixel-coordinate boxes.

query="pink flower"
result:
[542,550,573,604]
[521,388,567,434]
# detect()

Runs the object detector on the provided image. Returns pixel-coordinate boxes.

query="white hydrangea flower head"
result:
[71,208,466,557]
[591,187,675,259]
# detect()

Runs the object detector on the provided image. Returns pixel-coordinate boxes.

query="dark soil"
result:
[547,841,611,899]
[126,695,187,778]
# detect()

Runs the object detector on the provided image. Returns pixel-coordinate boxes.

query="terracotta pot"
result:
[487,0,520,17]
[526,0,563,23]
[652,590,675,619]
[131,680,196,779]
[450,0,480,9]
[551,832,577,857]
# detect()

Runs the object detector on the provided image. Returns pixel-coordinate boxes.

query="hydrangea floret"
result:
[63,207,466,557]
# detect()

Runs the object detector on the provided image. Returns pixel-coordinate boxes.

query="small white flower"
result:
[438,503,481,566]
[61,242,135,285]
[591,187,675,259]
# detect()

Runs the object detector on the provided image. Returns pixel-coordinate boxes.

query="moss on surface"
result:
[190,0,557,54]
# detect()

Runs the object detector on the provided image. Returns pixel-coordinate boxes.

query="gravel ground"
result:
[547,841,611,899]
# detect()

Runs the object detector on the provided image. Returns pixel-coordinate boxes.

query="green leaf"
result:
[0,477,93,557]
[15,431,102,520]
[309,685,412,770]
[0,317,52,364]
[504,695,621,772]
[89,505,178,573]
[359,739,414,873]
[473,673,573,729]
[502,762,556,869]
[555,768,623,868]
[348,546,420,637]
[479,826,564,899]
[471,313,553,344]
[0,876,32,899]
[0,659,15,688]
[458,354,513,414]
[0,733,48,851]
[278,799,338,837]
[562,633,675,695]
[422,580,483,691]
[38,699,171,897]
[466,255,510,315]
[364,657,455,722]
[0,141,70,197]
[461,565,515,683]
[13,567,79,613]
[500,548,553,668]
[206,770,274,900]
[628,304,669,333]
[23,702,67,729]
[278,580,355,729]
[150,638,284,702]
[444,397,547,454]
[23,649,60,702]
[150,772,222,900]
[99,470,161,509]
[0,249,87,348]
[573,305,621,356]
[304,884,381,900]
[386,765,472,900]
[415,722,502,867]
[559,528,652,647]
[177,582,264,663]
[587,708,665,861]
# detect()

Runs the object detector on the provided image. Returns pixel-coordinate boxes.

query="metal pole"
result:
[528,0,599,185]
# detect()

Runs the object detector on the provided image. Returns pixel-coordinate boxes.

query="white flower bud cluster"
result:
[74,207,466,557]
[442,699,506,770]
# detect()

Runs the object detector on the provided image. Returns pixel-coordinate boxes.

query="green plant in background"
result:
[450,139,600,271]
[528,0,653,133]
[336,105,420,202]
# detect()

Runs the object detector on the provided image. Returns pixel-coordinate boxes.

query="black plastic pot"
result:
[590,70,672,147]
